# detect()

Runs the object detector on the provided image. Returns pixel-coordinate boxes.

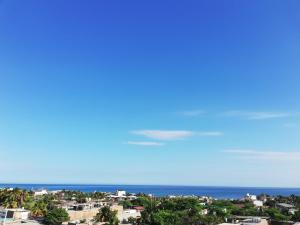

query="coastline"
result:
[1,183,300,199]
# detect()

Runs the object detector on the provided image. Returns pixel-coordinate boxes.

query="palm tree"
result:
[94,206,119,224]
[0,188,31,208]
[31,201,48,217]
[92,192,106,200]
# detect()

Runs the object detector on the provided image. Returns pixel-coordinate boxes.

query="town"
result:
[0,188,299,225]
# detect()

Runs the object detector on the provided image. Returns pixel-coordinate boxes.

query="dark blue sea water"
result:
[1,184,300,199]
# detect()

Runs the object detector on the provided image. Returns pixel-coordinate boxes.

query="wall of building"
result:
[67,209,99,221]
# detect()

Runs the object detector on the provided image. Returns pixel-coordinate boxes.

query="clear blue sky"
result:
[0,0,300,187]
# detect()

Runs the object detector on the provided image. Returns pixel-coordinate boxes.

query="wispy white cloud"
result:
[126,141,164,146]
[222,111,291,120]
[283,123,297,128]
[132,130,193,140]
[131,130,223,140]
[197,131,223,136]
[223,149,300,161]
[180,109,206,117]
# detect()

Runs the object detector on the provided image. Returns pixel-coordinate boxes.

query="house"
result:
[253,200,263,207]
[245,193,257,201]
[127,195,137,200]
[72,204,93,211]
[121,209,141,221]
[67,205,99,221]
[110,204,141,222]
[257,195,268,203]
[5,208,30,220]
[33,189,48,196]
[109,190,128,200]
[48,190,62,195]
[289,208,298,215]
[243,194,263,207]
[116,190,126,197]
[1,220,42,225]
[276,203,296,213]
[92,201,109,208]
[219,217,268,225]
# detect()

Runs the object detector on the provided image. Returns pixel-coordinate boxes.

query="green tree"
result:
[94,206,119,225]
[292,209,300,222]
[265,208,291,221]
[0,188,31,208]
[127,217,138,225]
[30,200,48,217]
[91,192,106,200]
[152,210,181,225]
[120,200,133,209]
[43,208,70,225]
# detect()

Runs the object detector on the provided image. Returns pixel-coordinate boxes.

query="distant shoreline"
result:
[1,183,300,199]
[1,183,300,189]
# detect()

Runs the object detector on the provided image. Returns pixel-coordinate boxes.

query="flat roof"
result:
[277,203,295,208]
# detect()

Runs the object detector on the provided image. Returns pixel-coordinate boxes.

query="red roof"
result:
[133,206,145,211]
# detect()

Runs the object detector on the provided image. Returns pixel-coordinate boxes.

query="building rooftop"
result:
[277,203,295,208]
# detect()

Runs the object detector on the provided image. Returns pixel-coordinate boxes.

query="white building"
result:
[245,193,257,201]
[121,209,141,221]
[48,190,62,195]
[168,195,176,198]
[289,208,298,215]
[5,208,30,220]
[110,205,141,222]
[219,218,268,225]
[253,200,263,207]
[244,194,263,207]
[116,190,126,197]
[127,195,137,200]
[33,189,48,196]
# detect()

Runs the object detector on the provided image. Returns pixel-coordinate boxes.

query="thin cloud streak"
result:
[283,123,297,128]
[222,111,292,120]
[180,109,206,117]
[132,130,194,140]
[131,130,223,140]
[126,141,164,146]
[224,149,300,161]
[197,131,223,136]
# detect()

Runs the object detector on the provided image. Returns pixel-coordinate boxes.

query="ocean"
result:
[1,184,300,199]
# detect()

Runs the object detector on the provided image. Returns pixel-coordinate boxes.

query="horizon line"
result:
[1,182,300,189]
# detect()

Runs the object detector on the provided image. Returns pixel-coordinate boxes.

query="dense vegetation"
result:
[43,208,70,225]
[137,197,223,225]
[1,188,300,225]
[121,194,300,225]
[0,188,107,223]
[94,206,119,225]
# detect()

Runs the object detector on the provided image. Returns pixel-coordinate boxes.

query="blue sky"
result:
[0,0,300,187]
